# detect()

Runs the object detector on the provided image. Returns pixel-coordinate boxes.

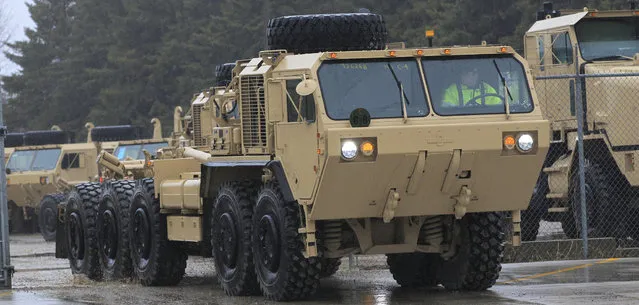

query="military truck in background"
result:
[521,1,639,241]
[55,12,549,301]
[6,120,166,241]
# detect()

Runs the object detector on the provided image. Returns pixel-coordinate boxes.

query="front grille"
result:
[192,104,205,146]
[240,75,267,152]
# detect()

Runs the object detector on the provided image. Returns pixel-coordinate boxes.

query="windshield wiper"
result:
[492,60,513,119]
[386,63,410,123]
[588,55,634,61]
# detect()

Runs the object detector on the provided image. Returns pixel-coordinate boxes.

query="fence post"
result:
[0,91,12,288]
[574,45,588,259]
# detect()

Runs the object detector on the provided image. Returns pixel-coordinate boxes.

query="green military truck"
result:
[55,13,549,301]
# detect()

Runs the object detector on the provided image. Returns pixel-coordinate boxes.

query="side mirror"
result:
[295,79,318,96]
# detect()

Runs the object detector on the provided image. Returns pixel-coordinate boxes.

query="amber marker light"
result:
[504,135,516,150]
[499,47,508,53]
[416,49,424,56]
[443,49,451,55]
[388,50,397,57]
[329,52,337,59]
[360,141,375,157]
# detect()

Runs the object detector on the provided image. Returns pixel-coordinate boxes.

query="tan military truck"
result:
[521,1,639,241]
[7,121,166,241]
[54,13,549,301]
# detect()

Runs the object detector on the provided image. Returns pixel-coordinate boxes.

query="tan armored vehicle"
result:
[55,13,549,301]
[521,1,639,241]
[7,121,167,241]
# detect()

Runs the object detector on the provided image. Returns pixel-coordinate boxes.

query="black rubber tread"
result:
[252,181,321,301]
[38,193,66,241]
[23,130,71,145]
[97,180,135,280]
[65,183,103,281]
[5,133,24,147]
[387,253,438,287]
[521,173,550,241]
[266,13,388,54]
[130,178,187,286]
[569,162,621,238]
[319,257,342,278]
[90,125,147,142]
[215,63,235,87]
[438,212,505,291]
[8,201,25,233]
[211,180,260,296]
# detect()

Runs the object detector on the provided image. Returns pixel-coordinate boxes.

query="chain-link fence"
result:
[339,69,639,271]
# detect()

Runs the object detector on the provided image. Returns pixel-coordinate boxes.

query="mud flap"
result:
[54,203,68,259]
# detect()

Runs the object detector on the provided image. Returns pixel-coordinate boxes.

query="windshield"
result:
[575,17,639,60]
[317,58,429,120]
[7,149,61,172]
[113,142,168,160]
[422,56,534,116]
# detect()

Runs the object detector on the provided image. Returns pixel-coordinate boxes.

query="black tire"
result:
[65,183,103,281]
[91,125,146,142]
[569,162,620,238]
[130,178,187,286]
[266,13,388,54]
[97,180,135,280]
[211,181,260,296]
[215,63,235,87]
[521,173,550,241]
[319,257,341,278]
[9,201,25,234]
[252,182,321,301]
[5,133,24,148]
[387,253,438,288]
[23,130,71,145]
[437,212,505,291]
[39,193,66,241]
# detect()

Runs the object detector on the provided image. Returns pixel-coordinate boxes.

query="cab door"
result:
[272,77,319,200]
[58,149,96,183]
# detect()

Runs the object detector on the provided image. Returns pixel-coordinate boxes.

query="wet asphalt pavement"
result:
[2,234,639,304]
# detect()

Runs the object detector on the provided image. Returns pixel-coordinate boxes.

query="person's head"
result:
[460,66,479,87]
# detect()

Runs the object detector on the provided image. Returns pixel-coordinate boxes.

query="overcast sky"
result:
[2,0,34,76]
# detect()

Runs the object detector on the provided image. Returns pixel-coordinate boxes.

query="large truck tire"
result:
[65,183,103,281]
[129,178,187,286]
[266,13,388,54]
[90,125,145,142]
[8,201,25,234]
[39,193,66,241]
[252,181,321,301]
[319,257,341,278]
[215,63,235,87]
[387,252,438,287]
[97,180,135,280]
[437,212,505,291]
[23,130,71,145]
[211,181,260,296]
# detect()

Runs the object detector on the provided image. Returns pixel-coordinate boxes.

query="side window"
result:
[537,36,545,65]
[61,153,81,169]
[551,32,573,64]
[285,79,316,123]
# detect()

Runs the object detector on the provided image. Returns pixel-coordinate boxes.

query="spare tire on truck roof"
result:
[215,63,235,87]
[5,133,24,147]
[266,13,388,54]
[23,130,72,146]
[90,125,146,142]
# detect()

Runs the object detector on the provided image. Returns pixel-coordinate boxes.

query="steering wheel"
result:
[465,93,505,107]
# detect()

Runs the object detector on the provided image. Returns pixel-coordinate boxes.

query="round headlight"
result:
[341,141,358,160]
[517,134,534,152]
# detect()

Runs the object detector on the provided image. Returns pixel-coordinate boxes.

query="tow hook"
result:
[382,189,400,223]
[452,186,472,219]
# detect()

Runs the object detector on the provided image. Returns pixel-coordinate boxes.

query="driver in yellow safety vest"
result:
[442,67,502,107]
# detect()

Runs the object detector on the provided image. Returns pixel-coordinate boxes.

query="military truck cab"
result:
[522,2,639,241]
